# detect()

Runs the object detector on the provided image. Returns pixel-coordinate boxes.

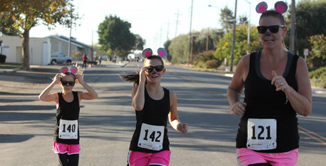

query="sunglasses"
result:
[61,80,75,86]
[145,65,164,73]
[257,25,285,34]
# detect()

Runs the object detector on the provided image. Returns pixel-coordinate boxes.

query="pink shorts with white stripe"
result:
[53,142,80,155]
[127,150,171,166]
[236,148,298,166]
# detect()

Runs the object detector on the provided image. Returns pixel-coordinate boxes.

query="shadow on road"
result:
[0,134,34,143]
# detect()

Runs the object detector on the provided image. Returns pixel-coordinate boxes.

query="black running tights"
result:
[58,154,79,166]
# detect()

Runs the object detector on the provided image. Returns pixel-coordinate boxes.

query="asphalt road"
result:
[0,62,325,166]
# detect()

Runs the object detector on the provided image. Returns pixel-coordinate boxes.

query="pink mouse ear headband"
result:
[142,48,167,58]
[256,1,288,14]
[60,66,78,75]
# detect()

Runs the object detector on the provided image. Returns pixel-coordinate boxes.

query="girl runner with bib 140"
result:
[39,66,98,166]
[120,48,188,166]
[227,2,312,166]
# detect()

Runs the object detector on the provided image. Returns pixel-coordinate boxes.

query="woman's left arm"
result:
[76,74,98,100]
[287,57,312,116]
[272,57,312,116]
[168,91,188,134]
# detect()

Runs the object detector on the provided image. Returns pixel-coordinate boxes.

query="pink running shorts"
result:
[53,142,80,155]
[128,150,171,166]
[236,148,298,166]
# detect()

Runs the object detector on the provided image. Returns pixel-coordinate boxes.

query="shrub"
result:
[193,51,221,69]
[196,61,206,68]
[0,54,6,63]
[309,67,326,88]
[206,59,220,69]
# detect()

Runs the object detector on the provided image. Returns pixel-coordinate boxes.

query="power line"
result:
[175,10,180,38]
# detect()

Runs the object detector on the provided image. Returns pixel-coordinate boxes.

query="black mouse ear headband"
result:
[256,1,288,14]
[142,48,167,58]
[60,66,78,74]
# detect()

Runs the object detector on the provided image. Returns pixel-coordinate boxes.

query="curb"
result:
[0,68,20,73]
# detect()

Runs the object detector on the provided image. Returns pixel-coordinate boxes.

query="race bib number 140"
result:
[59,119,78,139]
[247,118,277,150]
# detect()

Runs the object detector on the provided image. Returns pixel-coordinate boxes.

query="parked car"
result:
[50,52,72,65]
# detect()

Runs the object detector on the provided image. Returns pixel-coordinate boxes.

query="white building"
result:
[0,35,93,65]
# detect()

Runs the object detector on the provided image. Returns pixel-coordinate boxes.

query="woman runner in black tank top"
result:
[120,48,188,166]
[226,9,312,166]
[39,67,98,166]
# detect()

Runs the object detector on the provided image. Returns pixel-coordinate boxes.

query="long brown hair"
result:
[120,56,164,85]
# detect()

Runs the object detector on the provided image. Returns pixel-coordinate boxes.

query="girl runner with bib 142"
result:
[120,48,188,166]
[227,2,312,166]
[39,66,98,166]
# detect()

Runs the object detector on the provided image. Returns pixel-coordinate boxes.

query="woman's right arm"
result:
[227,54,250,116]
[38,74,60,102]
[131,68,146,111]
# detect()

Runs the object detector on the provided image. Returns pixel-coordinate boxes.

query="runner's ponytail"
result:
[120,72,140,85]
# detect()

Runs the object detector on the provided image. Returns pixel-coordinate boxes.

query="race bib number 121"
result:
[247,118,277,150]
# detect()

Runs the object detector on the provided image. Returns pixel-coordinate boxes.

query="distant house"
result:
[0,35,93,65]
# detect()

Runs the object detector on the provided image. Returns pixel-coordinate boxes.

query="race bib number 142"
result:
[138,123,164,151]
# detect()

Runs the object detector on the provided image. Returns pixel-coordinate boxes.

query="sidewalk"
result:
[1,62,325,95]
[0,60,130,73]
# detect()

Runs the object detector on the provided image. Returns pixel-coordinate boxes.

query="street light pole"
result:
[243,0,251,44]
[230,0,238,72]
[188,0,194,65]
[290,0,296,53]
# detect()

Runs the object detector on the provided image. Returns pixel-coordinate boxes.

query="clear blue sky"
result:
[30,0,295,51]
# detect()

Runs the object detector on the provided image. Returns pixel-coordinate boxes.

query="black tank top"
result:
[54,91,80,144]
[129,87,170,153]
[236,51,299,153]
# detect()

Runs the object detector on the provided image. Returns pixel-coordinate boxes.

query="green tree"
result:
[168,29,223,64]
[214,24,261,65]
[134,34,145,50]
[308,34,326,68]
[219,7,234,33]
[98,15,136,57]
[192,29,214,54]
[164,40,172,61]
[238,15,248,25]
[287,0,326,58]
[0,0,79,70]
[168,34,188,64]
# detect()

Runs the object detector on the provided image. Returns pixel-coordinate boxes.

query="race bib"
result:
[59,119,78,139]
[247,118,277,150]
[138,123,164,151]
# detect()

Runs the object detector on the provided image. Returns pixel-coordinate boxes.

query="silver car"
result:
[50,52,72,64]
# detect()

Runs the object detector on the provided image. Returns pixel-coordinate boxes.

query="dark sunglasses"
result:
[61,80,75,86]
[145,65,164,73]
[257,25,285,34]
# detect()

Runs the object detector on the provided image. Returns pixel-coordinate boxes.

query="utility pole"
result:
[188,0,194,65]
[206,28,209,51]
[167,20,170,41]
[230,0,238,72]
[159,28,162,46]
[91,30,93,61]
[290,0,296,53]
[175,10,180,38]
[68,13,72,57]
